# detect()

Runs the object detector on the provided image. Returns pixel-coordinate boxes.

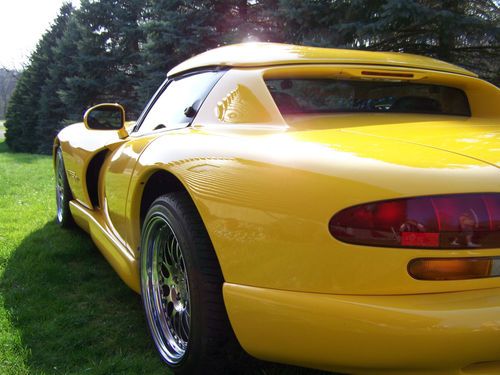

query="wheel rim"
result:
[142,214,191,364]
[55,152,65,223]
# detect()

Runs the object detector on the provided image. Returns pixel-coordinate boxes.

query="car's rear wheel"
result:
[55,147,74,227]
[141,192,237,374]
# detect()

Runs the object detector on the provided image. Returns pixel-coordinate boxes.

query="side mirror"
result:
[83,103,128,139]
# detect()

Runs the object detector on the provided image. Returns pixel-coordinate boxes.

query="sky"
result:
[0,0,79,69]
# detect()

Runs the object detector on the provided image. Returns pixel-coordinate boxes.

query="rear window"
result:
[265,79,470,116]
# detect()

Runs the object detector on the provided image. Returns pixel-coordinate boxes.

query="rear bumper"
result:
[223,284,500,374]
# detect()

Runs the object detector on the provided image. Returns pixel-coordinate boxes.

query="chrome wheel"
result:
[142,214,191,365]
[55,147,73,227]
[55,151,65,223]
[141,193,236,374]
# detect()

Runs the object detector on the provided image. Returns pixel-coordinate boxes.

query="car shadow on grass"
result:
[1,221,334,375]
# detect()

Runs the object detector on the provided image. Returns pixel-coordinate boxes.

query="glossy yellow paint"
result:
[70,200,139,292]
[168,42,476,78]
[56,122,127,209]
[223,284,500,375]
[83,103,129,139]
[54,45,500,374]
[127,126,500,296]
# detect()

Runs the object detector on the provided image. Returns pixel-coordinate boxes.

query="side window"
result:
[136,71,224,134]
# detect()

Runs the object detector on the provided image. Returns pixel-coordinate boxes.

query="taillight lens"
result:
[329,193,500,249]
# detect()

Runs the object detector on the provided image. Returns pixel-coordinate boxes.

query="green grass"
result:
[0,142,329,375]
[0,142,168,374]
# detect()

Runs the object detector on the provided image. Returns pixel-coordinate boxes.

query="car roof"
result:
[167,42,476,78]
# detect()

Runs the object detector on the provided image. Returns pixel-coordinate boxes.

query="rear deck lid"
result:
[341,116,500,168]
[282,112,499,167]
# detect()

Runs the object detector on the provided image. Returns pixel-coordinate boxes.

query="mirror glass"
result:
[86,105,124,130]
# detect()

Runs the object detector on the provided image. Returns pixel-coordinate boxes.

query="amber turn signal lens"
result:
[408,257,496,280]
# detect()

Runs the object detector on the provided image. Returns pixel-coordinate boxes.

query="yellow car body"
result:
[54,43,500,374]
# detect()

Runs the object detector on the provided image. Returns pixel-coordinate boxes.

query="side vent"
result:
[86,150,108,208]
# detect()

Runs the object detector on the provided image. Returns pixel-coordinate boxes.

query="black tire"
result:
[140,192,238,375]
[55,147,74,228]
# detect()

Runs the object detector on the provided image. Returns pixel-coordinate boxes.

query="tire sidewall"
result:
[140,196,207,374]
[55,148,73,227]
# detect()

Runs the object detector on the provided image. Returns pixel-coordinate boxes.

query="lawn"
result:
[0,141,328,375]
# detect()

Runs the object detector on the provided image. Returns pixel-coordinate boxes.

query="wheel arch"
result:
[139,169,186,227]
[52,137,61,168]
[53,138,75,200]
[132,169,224,269]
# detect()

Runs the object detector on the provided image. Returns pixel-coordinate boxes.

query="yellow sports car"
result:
[54,43,500,375]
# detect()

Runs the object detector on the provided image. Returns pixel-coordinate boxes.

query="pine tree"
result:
[5,3,74,152]
[247,0,284,43]
[137,0,287,102]
[276,0,498,84]
[339,0,499,84]
[35,3,75,154]
[4,67,39,152]
[276,0,350,46]
[5,0,499,154]
[59,0,145,120]
[137,0,219,103]
[49,16,83,124]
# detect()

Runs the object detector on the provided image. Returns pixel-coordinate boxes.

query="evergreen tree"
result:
[137,0,286,102]
[137,0,219,102]
[5,3,74,152]
[4,66,39,152]
[347,0,499,84]
[5,0,499,154]
[277,0,350,46]
[59,0,145,120]
[278,0,499,84]
[35,3,75,153]
[48,16,83,124]
[246,0,284,43]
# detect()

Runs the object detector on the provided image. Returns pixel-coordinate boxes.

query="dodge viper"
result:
[54,43,500,375]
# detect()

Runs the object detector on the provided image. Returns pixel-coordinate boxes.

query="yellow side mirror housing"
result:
[83,103,128,139]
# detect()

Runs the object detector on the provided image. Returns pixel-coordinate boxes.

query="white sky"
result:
[0,0,79,69]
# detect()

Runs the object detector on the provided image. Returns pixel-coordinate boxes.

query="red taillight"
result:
[329,193,500,249]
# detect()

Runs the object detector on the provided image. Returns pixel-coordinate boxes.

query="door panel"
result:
[102,136,158,248]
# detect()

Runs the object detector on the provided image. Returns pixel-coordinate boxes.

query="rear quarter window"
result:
[265,79,471,117]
